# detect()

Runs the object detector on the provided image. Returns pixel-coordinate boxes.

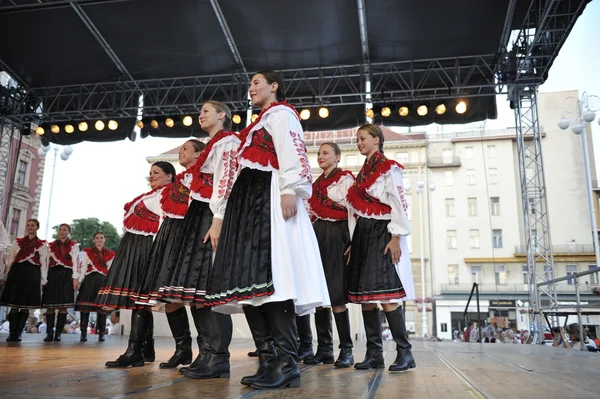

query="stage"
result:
[0,335,598,399]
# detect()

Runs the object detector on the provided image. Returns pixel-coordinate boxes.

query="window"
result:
[447,230,457,249]
[467,197,478,217]
[495,265,506,285]
[442,149,453,164]
[566,264,578,285]
[345,155,358,166]
[466,169,476,185]
[9,209,21,237]
[444,171,454,186]
[471,266,482,284]
[489,168,498,185]
[441,323,448,333]
[590,265,598,285]
[16,160,27,185]
[445,198,455,217]
[448,264,459,285]
[396,152,409,163]
[465,146,474,159]
[469,230,480,249]
[522,265,529,284]
[410,151,420,163]
[487,145,496,158]
[490,197,500,216]
[492,229,503,248]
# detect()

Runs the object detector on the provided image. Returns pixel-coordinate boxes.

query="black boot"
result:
[180,306,208,374]
[304,308,334,364]
[54,313,67,342]
[44,313,55,342]
[240,305,276,386]
[97,313,107,342]
[385,308,416,371]
[143,311,155,362]
[17,311,28,339]
[251,300,301,390]
[159,307,193,368]
[354,309,385,370]
[105,310,149,368]
[185,310,232,379]
[80,312,89,342]
[247,349,259,357]
[6,311,21,342]
[295,314,313,361]
[333,309,354,368]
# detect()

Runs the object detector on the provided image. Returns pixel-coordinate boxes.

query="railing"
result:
[514,244,595,255]
[440,282,598,294]
[427,156,461,168]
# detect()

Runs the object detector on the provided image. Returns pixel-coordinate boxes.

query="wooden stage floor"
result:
[0,334,598,399]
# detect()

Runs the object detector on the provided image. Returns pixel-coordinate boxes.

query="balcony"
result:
[427,156,461,168]
[439,282,597,294]
[514,244,595,255]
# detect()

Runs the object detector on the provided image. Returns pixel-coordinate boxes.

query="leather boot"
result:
[385,308,416,371]
[295,314,313,361]
[240,305,276,386]
[105,310,148,368]
[17,311,28,339]
[333,309,354,368]
[142,311,155,362]
[180,306,208,374]
[44,312,55,342]
[251,300,301,390]
[247,349,259,357]
[354,309,385,369]
[185,310,232,379]
[159,307,193,368]
[97,313,107,342]
[54,312,67,342]
[80,312,89,342]
[6,311,21,342]
[304,308,334,364]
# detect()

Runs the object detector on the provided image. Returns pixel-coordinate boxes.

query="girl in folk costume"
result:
[205,70,330,390]
[303,142,356,368]
[346,124,416,372]
[0,219,47,342]
[154,101,240,380]
[42,223,79,342]
[101,161,176,368]
[74,232,116,342]
[135,139,204,369]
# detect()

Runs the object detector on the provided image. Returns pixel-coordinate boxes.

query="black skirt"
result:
[135,216,186,304]
[158,200,214,303]
[313,219,350,306]
[95,232,154,310]
[0,261,42,309]
[75,272,106,312]
[42,265,75,309]
[347,217,405,303]
[205,168,273,306]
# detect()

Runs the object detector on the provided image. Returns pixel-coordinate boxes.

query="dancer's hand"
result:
[384,236,401,264]
[204,218,223,251]
[344,246,351,265]
[72,278,80,290]
[281,194,298,220]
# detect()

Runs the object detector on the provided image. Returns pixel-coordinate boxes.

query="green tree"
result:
[52,218,121,251]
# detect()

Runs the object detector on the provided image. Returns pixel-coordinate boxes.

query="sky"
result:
[35,1,600,240]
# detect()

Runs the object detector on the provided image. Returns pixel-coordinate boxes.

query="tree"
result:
[52,218,121,250]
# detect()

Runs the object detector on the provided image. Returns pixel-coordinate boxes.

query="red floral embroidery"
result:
[289,131,311,182]
[14,236,45,265]
[83,247,115,276]
[160,171,191,217]
[307,169,353,220]
[217,150,237,199]
[241,128,279,168]
[397,185,409,216]
[49,239,76,268]
[124,186,162,216]
[124,200,160,234]
[190,131,238,197]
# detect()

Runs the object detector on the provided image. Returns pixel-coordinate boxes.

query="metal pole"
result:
[574,276,586,351]
[418,167,428,337]
[579,119,600,268]
[44,146,58,240]
[476,283,482,343]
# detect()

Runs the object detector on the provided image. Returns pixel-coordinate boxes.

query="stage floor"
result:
[0,334,598,399]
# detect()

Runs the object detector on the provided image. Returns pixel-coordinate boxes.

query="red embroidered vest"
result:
[240,128,279,169]
[14,236,44,265]
[124,200,160,234]
[83,247,115,276]
[190,131,238,199]
[308,169,353,220]
[48,239,75,268]
[161,171,191,217]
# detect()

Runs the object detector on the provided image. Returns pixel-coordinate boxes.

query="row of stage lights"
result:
[35,119,120,135]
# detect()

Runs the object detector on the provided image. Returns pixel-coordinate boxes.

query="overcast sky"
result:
[35,1,600,240]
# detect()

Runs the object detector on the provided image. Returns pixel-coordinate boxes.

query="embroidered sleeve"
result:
[144,187,166,230]
[40,243,49,286]
[70,244,80,271]
[330,174,357,238]
[267,109,312,199]
[75,251,89,282]
[380,166,411,236]
[210,139,240,219]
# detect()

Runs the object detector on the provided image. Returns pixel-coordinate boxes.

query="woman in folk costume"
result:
[205,70,330,390]
[346,124,416,372]
[100,161,176,368]
[0,219,47,342]
[153,101,240,380]
[303,142,356,368]
[74,232,116,342]
[134,139,204,369]
[42,223,79,342]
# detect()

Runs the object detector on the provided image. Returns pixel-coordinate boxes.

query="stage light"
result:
[399,106,409,117]
[95,120,105,131]
[318,107,329,119]
[456,100,467,114]
[300,109,311,120]
[381,107,392,117]
[251,114,258,123]
[232,114,242,124]
[182,115,193,126]
[417,104,428,116]
[35,126,45,135]
[136,120,144,129]
[65,124,75,134]
[108,120,118,130]
[51,124,60,134]
[365,108,374,119]
[435,103,447,115]
[165,118,175,128]
[150,120,159,129]
[79,121,88,132]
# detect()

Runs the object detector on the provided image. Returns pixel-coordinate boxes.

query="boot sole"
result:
[354,364,385,370]
[251,378,301,390]
[159,359,192,369]
[185,371,230,379]
[105,360,145,368]
[389,362,416,372]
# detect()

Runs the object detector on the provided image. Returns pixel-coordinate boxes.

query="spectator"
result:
[553,324,587,350]
[0,319,9,333]
[506,329,521,344]
[108,310,121,335]
[39,318,47,335]
[464,321,474,343]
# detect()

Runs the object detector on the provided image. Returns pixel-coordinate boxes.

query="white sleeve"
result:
[106,255,114,272]
[267,110,313,199]
[5,240,18,278]
[209,140,240,219]
[0,221,8,252]
[379,167,411,236]
[328,174,356,238]
[70,244,80,273]
[143,188,165,230]
[75,252,89,283]
[40,244,49,286]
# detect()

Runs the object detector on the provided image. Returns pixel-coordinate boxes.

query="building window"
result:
[442,149,453,164]
[396,152,409,163]
[9,209,21,237]
[566,264,578,285]
[590,265,598,285]
[471,266,482,284]
[441,323,448,333]
[489,168,498,185]
[487,145,496,158]
[345,155,358,166]
[465,146,473,159]
[495,265,506,285]
[466,169,476,185]
[469,229,480,249]
[490,197,500,216]
[522,265,529,284]
[467,197,477,217]
[445,198,455,217]
[447,230,457,249]
[448,264,459,285]
[444,171,454,186]
[492,229,503,248]
[16,160,27,186]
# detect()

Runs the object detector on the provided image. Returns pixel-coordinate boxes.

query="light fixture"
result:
[232,114,242,124]
[572,123,583,135]
[365,108,375,119]
[318,106,329,119]
[136,120,144,129]
[399,106,410,117]
[455,100,467,114]
[65,124,75,134]
[557,117,570,130]
[435,102,447,115]
[108,120,118,130]
[381,107,392,117]
[35,126,45,135]
[51,124,60,134]
[417,104,428,116]
[63,145,73,156]
[150,120,159,129]
[251,114,258,123]
[95,120,105,131]
[299,109,311,120]
[165,118,175,128]
[583,109,596,123]
[78,121,88,132]
[182,115,193,126]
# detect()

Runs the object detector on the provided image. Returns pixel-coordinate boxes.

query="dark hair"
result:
[113,310,120,318]
[93,231,105,240]
[203,101,232,130]
[320,142,341,157]
[27,219,40,229]
[59,223,71,232]
[152,161,176,183]
[255,70,285,101]
[186,139,206,153]
[358,123,384,152]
